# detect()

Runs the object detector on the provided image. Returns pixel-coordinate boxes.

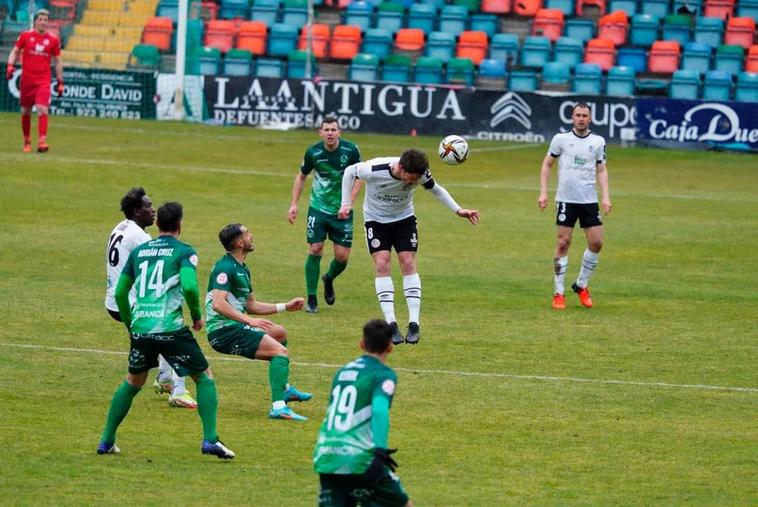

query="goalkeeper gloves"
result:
[361,448,398,486]
[6,64,14,81]
[56,81,64,97]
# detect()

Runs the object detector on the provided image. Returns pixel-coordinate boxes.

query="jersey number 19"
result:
[326,385,357,431]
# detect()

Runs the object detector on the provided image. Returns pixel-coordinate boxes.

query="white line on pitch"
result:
[2,342,755,394]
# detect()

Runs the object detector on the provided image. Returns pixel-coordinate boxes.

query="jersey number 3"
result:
[326,385,357,431]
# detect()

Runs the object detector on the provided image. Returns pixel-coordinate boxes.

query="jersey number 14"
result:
[137,260,165,298]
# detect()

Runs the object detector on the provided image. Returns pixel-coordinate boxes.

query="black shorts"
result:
[556,202,602,228]
[128,327,209,376]
[107,309,122,322]
[365,216,418,254]
[318,472,409,507]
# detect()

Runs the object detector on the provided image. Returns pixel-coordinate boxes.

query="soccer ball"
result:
[438,135,469,165]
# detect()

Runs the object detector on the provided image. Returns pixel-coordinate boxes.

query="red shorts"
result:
[20,82,51,108]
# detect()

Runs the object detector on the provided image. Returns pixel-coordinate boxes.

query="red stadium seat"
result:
[394,28,426,51]
[456,30,489,64]
[514,0,542,16]
[482,0,512,14]
[142,17,174,52]
[237,21,268,56]
[532,9,565,42]
[298,23,331,59]
[648,40,681,73]
[577,0,606,16]
[584,37,616,70]
[746,45,758,73]
[205,20,235,53]
[329,24,362,60]
[704,0,734,20]
[597,10,629,46]
[724,17,756,49]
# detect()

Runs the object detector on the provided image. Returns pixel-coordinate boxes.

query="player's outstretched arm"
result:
[456,209,480,225]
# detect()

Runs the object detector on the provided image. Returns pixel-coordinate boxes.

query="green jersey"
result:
[205,253,252,333]
[121,235,199,334]
[313,355,397,474]
[301,139,361,215]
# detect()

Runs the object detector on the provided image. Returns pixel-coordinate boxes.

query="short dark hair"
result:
[218,223,244,251]
[156,202,183,233]
[120,187,147,219]
[573,102,591,114]
[398,149,428,175]
[362,319,393,353]
[320,115,339,128]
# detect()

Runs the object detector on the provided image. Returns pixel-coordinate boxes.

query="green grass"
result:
[0,113,756,505]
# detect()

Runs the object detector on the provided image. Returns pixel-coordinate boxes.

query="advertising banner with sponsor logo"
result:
[1,67,156,119]
[635,98,758,152]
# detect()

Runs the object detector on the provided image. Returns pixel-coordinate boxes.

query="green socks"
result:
[269,355,290,402]
[195,372,218,443]
[100,380,140,444]
[326,259,347,281]
[305,254,321,297]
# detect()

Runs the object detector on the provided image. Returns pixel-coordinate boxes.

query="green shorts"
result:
[318,471,409,507]
[128,327,209,376]
[207,323,266,359]
[307,206,354,247]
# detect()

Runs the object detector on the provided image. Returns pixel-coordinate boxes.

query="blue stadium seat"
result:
[251,0,280,25]
[223,49,253,75]
[546,0,575,15]
[374,2,405,34]
[255,57,286,77]
[673,0,701,15]
[362,28,394,59]
[542,61,571,84]
[509,69,538,91]
[439,5,469,36]
[630,13,660,47]
[490,33,520,65]
[735,71,758,102]
[737,0,758,18]
[420,0,446,8]
[349,53,380,81]
[220,0,250,19]
[425,31,457,62]
[554,36,584,67]
[414,56,444,84]
[268,23,299,57]
[606,65,636,95]
[694,16,723,48]
[281,0,307,27]
[662,14,693,45]
[408,3,436,34]
[199,46,221,75]
[641,0,669,17]
[478,57,508,77]
[382,54,412,82]
[573,63,603,93]
[702,69,731,99]
[470,14,499,38]
[287,50,317,79]
[157,0,179,22]
[670,69,700,98]
[714,44,744,75]
[617,46,648,72]
[564,18,596,44]
[345,2,374,33]
[681,41,712,73]
[521,36,552,68]
[610,0,638,15]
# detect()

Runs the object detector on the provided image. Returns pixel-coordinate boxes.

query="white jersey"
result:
[104,219,151,311]
[341,157,437,223]
[548,130,606,204]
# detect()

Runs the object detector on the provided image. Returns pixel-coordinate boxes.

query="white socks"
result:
[375,276,396,323]
[403,273,421,325]
[158,355,186,396]
[553,256,568,295]
[576,248,599,289]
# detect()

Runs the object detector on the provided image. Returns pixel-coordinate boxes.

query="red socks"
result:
[38,114,48,139]
[22,114,31,141]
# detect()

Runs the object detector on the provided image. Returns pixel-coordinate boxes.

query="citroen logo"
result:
[490,92,532,130]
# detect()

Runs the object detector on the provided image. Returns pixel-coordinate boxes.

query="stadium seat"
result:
[724,17,755,49]
[532,9,565,42]
[470,14,500,38]
[251,0,280,25]
[641,0,669,17]
[577,0,606,15]
[648,40,681,72]
[521,35,552,68]
[481,0,512,13]
[573,62,603,93]
[362,28,393,59]
[564,18,597,43]
[735,71,758,102]
[490,33,521,65]
[694,16,723,48]
[597,10,630,46]
[407,3,436,34]
[703,0,733,19]
[255,57,286,77]
[414,56,444,83]
[199,46,222,75]
[344,2,373,33]
[129,43,161,68]
[714,44,744,74]
[268,22,299,57]
[426,31,457,62]
[546,0,575,14]
[454,0,481,10]
[456,30,489,65]
[554,36,584,67]
[509,69,538,90]
[662,14,692,45]
[223,48,253,75]
[439,5,469,37]
[737,0,758,18]
[702,69,732,99]
[617,46,648,72]
[394,28,426,52]
[478,57,508,77]
[446,56,476,85]
[349,53,380,81]
[281,0,308,27]
[514,0,542,16]
[542,60,571,84]
[193,1,219,23]
[238,21,268,56]
[330,25,363,60]
[609,0,637,15]
[420,0,447,9]
[681,41,712,73]
[584,37,616,70]
[142,17,173,53]
[381,53,413,82]
[287,49,317,78]
[630,13,660,47]
[205,20,236,53]
[606,65,636,95]
[157,0,179,22]
[297,24,330,59]
[672,0,701,15]
[220,0,250,19]
[375,2,405,34]
[747,45,758,73]
[670,68,700,98]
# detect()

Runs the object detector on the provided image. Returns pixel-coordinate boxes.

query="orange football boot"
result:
[572,283,593,308]
[552,293,565,309]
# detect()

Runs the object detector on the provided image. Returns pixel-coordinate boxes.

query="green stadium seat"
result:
[129,43,161,69]
[446,56,476,85]
[223,48,253,76]
[287,49,318,78]
[414,56,444,84]
[349,53,380,81]
[381,54,413,82]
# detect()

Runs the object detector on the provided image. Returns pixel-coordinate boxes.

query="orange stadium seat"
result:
[237,20,268,56]
[481,0,512,13]
[584,37,616,70]
[298,24,330,59]
[205,20,236,53]
[577,0,606,15]
[648,40,681,73]
[746,45,758,72]
[329,24,362,60]
[597,10,629,46]
[456,30,489,64]
[514,0,542,16]
[532,9,565,42]
[724,17,756,49]
[394,28,426,52]
[142,17,174,52]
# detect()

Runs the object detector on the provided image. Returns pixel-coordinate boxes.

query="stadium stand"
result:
[694,16,724,48]
[648,40,681,73]
[348,52,380,80]
[509,69,539,90]
[532,8,565,42]
[554,36,584,67]
[255,57,286,77]
[362,28,394,59]
[446,56,477,84]
[223,47,253,75]
[456,30,489,64]
[585,37,616,70]
[375,1,405,33]
[714,43,744,74]
[702,69,732,99]
[238,20,268,56]
[287,49,318,78]
[381,53,413,82]
[439,5,469,36]
[724,17,755,49]
[597,10,629,46]
[414,55,445,83]
[546,0,575,15]
[669,68,700,98]
[606,64,636,95]
[394,28,425,52]
[573,62,603,92]
[521,35,552,67]
[735,71,758,101]
[426,31,457,62]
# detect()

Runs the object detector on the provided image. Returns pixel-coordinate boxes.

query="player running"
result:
[314,319,412,507]
[288,116,362,314]
[538,102,612,309]
[5,9,63,153]
[97,202,234,459]
[205,223,312,421]
[338,149,479,345]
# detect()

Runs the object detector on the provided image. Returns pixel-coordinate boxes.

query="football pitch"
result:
[0,112,756,505]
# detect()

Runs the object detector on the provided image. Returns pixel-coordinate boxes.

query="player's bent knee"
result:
[126,372,148,389]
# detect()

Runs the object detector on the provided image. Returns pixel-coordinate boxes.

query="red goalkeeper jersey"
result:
[14,30,60,86]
